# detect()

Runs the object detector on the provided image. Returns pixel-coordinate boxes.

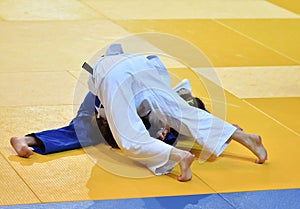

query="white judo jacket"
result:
[88,44,236,175]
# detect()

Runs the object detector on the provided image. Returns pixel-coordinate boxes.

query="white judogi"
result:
[88,44,236,175]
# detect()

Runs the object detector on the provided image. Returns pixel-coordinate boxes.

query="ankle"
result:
[25,136,39,146]
[170,148,189,162]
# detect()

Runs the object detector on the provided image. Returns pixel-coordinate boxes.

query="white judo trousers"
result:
[88,52,236,175]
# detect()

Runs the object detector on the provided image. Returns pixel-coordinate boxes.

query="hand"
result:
[156,127,170,141]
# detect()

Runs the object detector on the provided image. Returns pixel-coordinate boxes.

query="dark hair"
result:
[193,97,208,112]
[96,116,120,148]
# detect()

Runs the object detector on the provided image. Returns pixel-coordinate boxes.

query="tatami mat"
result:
[0,72,79,106]
[0,0,103,20]
[83,0,299,19]
[0,154,40,206]
[245,97,300,135]
[210,66,300,99]
[267,0,300,15]
[114,19,298,67]
[218,18,300,64]
[0,20,129,72]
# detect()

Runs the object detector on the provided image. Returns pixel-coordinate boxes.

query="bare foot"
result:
[249,134,268,164]
[178,152,195,182]
[231,130,268,164]
[10,136,34,158]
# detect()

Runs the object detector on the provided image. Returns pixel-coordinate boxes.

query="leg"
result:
[229,129,267,164]
[170,147,195,182]
[10,136,42,158]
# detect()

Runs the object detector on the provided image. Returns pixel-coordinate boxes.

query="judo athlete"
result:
[86,43,267,181]
[9,92,177,157]
[10,79,201,158]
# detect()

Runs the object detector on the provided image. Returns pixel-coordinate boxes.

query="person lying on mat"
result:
[10,79,209,158]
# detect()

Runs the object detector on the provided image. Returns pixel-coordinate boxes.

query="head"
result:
[96,116,120,148]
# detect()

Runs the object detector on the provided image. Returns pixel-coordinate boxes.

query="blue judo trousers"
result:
[27,92,178,154]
